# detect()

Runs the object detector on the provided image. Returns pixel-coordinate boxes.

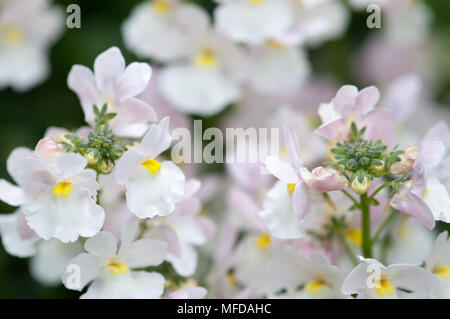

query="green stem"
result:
[360,193,372,258]
[338,233,358,266]
[368,182,392,201]
[341,190,360,208]
[371,210,396,245]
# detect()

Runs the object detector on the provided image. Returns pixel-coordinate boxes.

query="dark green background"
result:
[0,0,448,298]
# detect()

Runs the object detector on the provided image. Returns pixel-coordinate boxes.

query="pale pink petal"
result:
[391,192,435,230]
[117,62,152,102]
[114,149,141,185]
[284,127,303,169]
[67,65,99,116]
[355,86,380,115]
[362,108,395,143]
[93,47,125,94]
[292,182,312,220]
[265,156,299,184]
[140,117,171,158]
[333,85,358,116]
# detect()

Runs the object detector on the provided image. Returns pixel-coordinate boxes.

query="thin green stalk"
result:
[369,182,392,201]
[341,190,359,207]
[360,193,372,258]
[338,233,358,266]
[371,210,396,245]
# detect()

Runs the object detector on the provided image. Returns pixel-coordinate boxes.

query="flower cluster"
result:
[0,47,212,298]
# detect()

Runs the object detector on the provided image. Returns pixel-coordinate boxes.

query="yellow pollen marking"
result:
[287,183,296,195]
[2,25,24,46]
[346,229,362,246]
[267,39,284,50]
[195,49,218,68]
[141,159,161,174]
[152,0,171,14]
[52,180,73,198]
[250,0,263,4]
[255,234,271,251]
[375,275,394,297]
[304,281,325,295]
[435,266,450,280]
[422,187,429,200]
[107,257,129,276]
[227,271,237,287]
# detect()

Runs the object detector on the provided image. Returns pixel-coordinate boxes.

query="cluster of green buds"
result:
[328,123,403,195]
[57,105,132,174]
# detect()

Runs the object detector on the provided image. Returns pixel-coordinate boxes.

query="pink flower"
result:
[315,85,395,143]
[389,145,419,175]
[299,167,347,193]
[68,46,157,137]
[35,137,62,162]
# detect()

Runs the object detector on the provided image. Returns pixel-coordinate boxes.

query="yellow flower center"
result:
[304,281,325,295]
[141,159,161,175]
[422,187,429,200]
[250,0,263,4]
[435,266,450,280]
[195,49,218,68]
[287,183,296,195]
[152,0,171,14]
[255,234,271,251]
[2,25,24,46]
[227,271,237,287]
[375,275,394,297]
[52,180,73,198]
[346,229,362,246]
[107,257,129,276]
[267,39,284,50]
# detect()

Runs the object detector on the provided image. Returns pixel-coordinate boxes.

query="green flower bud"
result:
[85,149,100,165]
[99,160,114,174]
[351,176,372,195]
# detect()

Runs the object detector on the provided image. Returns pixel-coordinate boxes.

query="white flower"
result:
[0,0,63,91]
[68,46,157,137]
[0,210,38,258]
[424,232,450,298]
[285,0,349,47]
[268,251,344,299]
[214,0,293,45]
[30,239,83,286]
[159,27,244,116]
[122,0,209,62]
[146,179,215,277]
[260,181,306,239]
[0,148,105,243]
[63,218,167,299]
[115,117,185,218]
[244,41,310,95]
[341,257,439,298]
[233,233,279,296]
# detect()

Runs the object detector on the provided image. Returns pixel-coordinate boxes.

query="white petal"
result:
[93,47,125,94]
[0,212,38,258]
[166,241,198,277]
[140,117,171,158]
[0,179,27,206]
[63,252,101,291]
[120,238,167,268]
[260,181,304,239]
[85,231,118,257]
[81,271,165,299]
[24,188,105,243]
[53,153,87,178]
[31,240,83,286]
[125,161,185,218]
[114,149,142,185]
